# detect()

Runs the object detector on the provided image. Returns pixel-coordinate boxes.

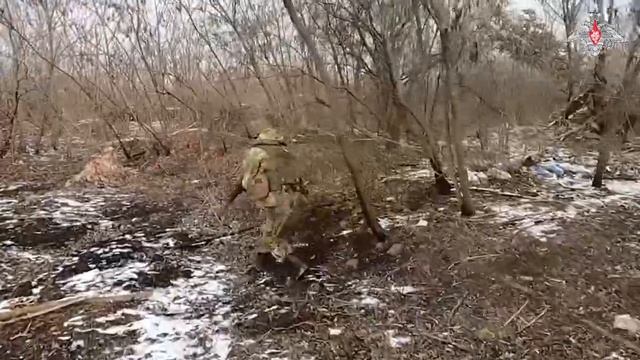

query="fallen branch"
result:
[470,187,563,204]
[0,292,151,326]
[178,225,259,249]
[510,219,554,241]
[447,291,467,327]
[421,332,472,352]
[504,300,529,327]
[517,305,549,334]
[447,254,501,270]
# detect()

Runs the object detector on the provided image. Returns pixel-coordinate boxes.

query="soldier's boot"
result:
[246,240,272,275]
[287,254,309,280]
[271,203,309,280]
[357,221,388,252]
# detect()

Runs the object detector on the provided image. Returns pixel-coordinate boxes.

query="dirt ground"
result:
[1,127,640,360]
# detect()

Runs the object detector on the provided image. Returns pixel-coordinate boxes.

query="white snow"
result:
[1,184,235,359]
[484,147,640,242]
[376,213,431,229]
[386,330,412,348]
[67,260,233,360]
[59,262,149,293]
[0,188,137,231]
[351,295,383,307]
[391,285,420,294]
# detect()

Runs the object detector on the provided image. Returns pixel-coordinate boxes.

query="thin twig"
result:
[470,186,561,203]
[447,254,501,270]
[9,321,32,340]
[421,332,472,352]
[0,292,151,325]
[501,276,537,296]
[517,305,549,334]
[272,321,315,332]
[504,300,529,327]
[178,225,259,249]
[447,292,467,327]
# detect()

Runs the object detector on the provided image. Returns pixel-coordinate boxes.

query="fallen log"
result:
[0,291,151,326]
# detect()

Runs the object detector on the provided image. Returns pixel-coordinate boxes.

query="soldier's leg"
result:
[272,192,294,238]
[254,206,276,270]
[272,191,308,278]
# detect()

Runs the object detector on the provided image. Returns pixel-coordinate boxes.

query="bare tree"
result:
[0,0,26,159]
[425,0,475,216]
[592,37,640,187]
[282,0,388,243]
[539,0,586,102]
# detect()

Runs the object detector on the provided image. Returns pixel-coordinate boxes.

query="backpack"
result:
[241,143,301,205]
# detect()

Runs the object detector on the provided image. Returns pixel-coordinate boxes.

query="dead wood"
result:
[338,135,387,243]
[0,292,151,326]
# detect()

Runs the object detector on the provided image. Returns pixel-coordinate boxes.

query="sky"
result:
[508,0,637,39]
[510,0,634,15]
[511,0,631,10]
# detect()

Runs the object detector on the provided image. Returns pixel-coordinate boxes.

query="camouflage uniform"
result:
[241,128,308,275]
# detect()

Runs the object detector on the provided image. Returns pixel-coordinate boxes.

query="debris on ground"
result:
[613,314,640,335]
[2,125,640,359]
[66,147,134,187]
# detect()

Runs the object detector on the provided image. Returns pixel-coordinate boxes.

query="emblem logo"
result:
[569,12,628,56]
[589,19,602,45]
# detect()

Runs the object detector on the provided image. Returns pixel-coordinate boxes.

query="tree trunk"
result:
[593,37,640,187]
[592,134,610,188]
[282,0,387,242]
[440,28,474,216]
[565,41,574,102]
[1,3,22,160]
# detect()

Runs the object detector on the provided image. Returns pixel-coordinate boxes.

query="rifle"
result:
[219,179,245,216]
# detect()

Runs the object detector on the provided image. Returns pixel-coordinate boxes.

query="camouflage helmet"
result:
[256,128,285,144]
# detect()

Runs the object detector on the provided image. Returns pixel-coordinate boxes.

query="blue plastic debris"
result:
[541,163,565,177]
[532,165,555,179]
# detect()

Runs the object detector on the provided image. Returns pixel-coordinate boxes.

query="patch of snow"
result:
[376,213,430,230]
[64,315,85,327]
[59,262,149,293]
[489,148,640,242]
[606,180,640,195]
[66,256,233,360]
[0,186,137,235]
[386,330,412,348]
[378,218,393,230]
[329,328,343,336]
[487,168,512,180]
[404,169,433,179]
[468,171,489,185]
[71,339,85,350]
[391,285,420,294]
[613,314,640,335]
[604,352,630,360]
[351,296,383,308]
[0,295,39,311]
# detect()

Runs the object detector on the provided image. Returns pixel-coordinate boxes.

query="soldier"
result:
[238,127,309,279]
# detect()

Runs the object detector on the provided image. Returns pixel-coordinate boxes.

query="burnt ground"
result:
[1,129,640,360]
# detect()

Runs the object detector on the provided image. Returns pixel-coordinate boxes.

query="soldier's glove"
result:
[293,177,309,195]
